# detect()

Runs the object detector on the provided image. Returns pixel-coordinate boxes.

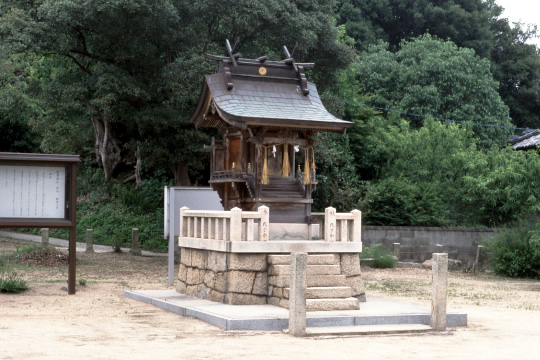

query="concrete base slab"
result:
[124,290,467,331]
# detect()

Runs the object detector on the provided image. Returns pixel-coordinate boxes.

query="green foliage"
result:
[483,222,540,279]
[0,52,41,152]
[354,35,513,149]
[0,0,354,185]
[311,132,365,212]
[461,148,540,226]
[337,0,540,129]
[0,271,28,293]
[355,116,540,227]
[76,191,166,252]
[491,21,540,129]
[360,244,395,268]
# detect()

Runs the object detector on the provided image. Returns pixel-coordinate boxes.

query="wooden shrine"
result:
[190,41,352,224]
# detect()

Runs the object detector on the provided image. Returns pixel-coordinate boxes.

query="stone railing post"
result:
[324,207,336,242]
[431,253,448,331]
[230,207,242,241]
[179,207,189,238]
[258,206,269,241]
[85,229,94,253]
[289,252,307,337]
[41,228,49,245]
[351,209,362,243]
[130,228,141,255]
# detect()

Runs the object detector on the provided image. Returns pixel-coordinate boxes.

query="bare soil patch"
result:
[1,237,539,360]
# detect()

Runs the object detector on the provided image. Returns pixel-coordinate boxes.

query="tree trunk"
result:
[170,163,191,186]
[88,104,122,182]
[135,144,142,189]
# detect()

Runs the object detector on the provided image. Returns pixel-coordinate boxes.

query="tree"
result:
[337,0,497,56]
[336,0,540,131]
[490,20,540,129]
[356,116,540,227]
[1,0,354,184]
[0,50,40,153]
[354,35,513,148]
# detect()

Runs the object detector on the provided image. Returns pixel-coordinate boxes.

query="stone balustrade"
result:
[178,205,362,254]
[180,205,269,242]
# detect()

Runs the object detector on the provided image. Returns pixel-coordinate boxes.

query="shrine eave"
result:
[190,74,352,134]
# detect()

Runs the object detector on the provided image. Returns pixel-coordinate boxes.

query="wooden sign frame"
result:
[0,153,79,294]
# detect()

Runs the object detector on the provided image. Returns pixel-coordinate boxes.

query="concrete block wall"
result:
[362,226,499,266]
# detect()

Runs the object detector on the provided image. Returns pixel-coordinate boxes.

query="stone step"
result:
[267,254,339,266]
[268,274,347,288]
[303,324,432,336]
[307,297,360,311]
[283,286,352,299]
[268,264,341,276]
[277,297,360,311]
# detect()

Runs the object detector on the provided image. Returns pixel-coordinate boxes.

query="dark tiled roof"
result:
[511,129,540,150]
[191,61,352,133]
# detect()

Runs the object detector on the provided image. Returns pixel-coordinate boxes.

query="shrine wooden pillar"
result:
[305,146,312,223]
[255,143,263,200]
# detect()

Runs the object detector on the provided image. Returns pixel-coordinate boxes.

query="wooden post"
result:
[130,228,141,255]
[41,228,49,245]
[393,243,401,260]
[85,229,94,253]
[473,245,484,274]
[256,144,263,199]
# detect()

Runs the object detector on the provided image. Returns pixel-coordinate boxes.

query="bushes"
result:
[76,191,166,252]
[483,221,540,279]
[0,271,28,293]
[360,244,396,268]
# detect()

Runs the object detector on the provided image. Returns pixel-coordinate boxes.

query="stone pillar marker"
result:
[324,207,336,242]
[258,206,269,241]
[289,252,307,337]
[431,253,448,331]
[41,228,49,245]
[85,229,94,253]
[130,228,141,255]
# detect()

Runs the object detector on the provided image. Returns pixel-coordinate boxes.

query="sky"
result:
[496,0,540,47]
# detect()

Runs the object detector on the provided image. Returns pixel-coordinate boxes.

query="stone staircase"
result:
[267,254,360,311]
[259,176,310,223]
[261,176,304,199]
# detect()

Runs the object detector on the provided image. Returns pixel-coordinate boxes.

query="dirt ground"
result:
[1,237,539,360]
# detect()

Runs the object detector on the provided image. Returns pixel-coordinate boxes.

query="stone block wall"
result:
[177,248,366,306]
[177,247,268,305]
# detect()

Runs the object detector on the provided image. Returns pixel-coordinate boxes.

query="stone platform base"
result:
[176,248,365,310]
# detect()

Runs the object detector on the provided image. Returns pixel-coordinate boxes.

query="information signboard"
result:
[0,153,79,294]
[0,165,66,218]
